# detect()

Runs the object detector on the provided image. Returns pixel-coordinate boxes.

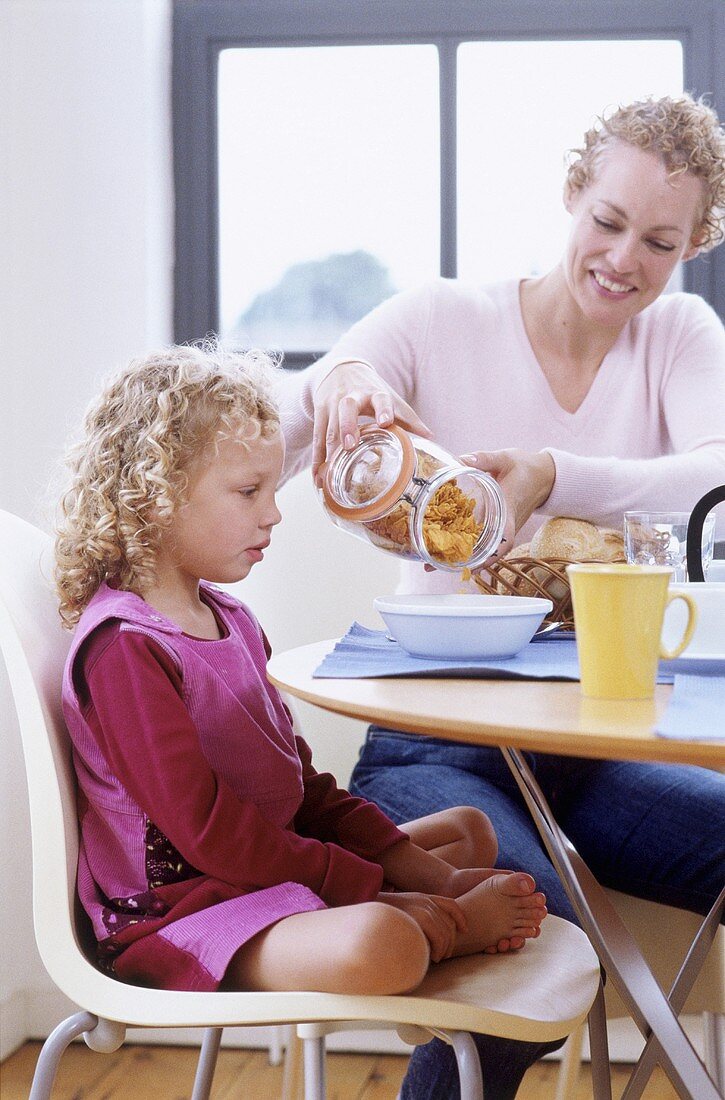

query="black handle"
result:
[686,486,725,582]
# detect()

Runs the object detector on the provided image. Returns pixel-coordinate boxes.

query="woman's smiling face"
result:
[562,140,705,329]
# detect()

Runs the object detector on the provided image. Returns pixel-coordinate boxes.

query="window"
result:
[217,45,440,352]
[456,39,683,286]
[174,1,724,364]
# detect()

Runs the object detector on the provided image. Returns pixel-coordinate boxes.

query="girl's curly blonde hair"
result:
[566,93,725,252]
[55,341,280,627]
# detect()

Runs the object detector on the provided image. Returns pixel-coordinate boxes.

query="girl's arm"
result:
[293,735,408,860]
[377,835,495,898]
[80,626,389,908]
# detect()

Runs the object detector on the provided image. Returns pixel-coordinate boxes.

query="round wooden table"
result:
[268,641,724,768]
[268,639,725,1100]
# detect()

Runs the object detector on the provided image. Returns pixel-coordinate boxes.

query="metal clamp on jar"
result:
[319,424,506,572]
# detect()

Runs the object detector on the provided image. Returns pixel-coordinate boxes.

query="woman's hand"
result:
[460,448,556,552]
[311,359,432,480]
[378,890,467,963]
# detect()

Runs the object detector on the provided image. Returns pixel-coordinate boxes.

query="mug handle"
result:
[659,593,698,660]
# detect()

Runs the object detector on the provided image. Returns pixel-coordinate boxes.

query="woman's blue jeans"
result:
[349,726,725,1100]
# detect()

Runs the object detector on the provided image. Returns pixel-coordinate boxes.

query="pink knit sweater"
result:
[278,278,725,594]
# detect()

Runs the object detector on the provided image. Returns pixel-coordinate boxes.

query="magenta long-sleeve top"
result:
[62,581,405,991]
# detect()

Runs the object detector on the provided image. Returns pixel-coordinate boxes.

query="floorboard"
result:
[0,1040,681,1098]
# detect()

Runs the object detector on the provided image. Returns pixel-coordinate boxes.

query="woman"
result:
[278,94,725,1098]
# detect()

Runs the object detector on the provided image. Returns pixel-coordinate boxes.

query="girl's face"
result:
[562,140,704,329]
[160,424,284,587]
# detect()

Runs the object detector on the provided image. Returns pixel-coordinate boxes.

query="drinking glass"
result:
[623,511,716,583]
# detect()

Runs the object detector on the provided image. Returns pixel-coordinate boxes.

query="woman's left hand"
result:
[460,448,556,554]
[311,360,432,481]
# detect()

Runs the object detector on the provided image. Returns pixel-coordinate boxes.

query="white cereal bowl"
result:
[374,594,554,660]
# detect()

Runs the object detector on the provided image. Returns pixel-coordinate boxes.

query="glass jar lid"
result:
[321,423,416,521]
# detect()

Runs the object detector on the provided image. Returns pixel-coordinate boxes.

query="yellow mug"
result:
[567,564,698,700]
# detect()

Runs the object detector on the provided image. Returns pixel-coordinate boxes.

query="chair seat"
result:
[48,913,598,1043]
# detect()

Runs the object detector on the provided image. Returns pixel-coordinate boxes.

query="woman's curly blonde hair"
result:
[55,341,280,627]
[566,93,725,252]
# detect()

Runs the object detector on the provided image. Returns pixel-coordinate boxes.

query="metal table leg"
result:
[500,745,722,1100]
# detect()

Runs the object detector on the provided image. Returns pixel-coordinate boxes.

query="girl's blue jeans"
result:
[349,726,725,1100]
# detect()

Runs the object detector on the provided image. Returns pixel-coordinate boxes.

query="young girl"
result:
[55,343,546,995]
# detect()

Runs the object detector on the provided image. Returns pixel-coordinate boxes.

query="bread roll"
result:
[492,518,625,602]
[530,517,603,560]
[598,528,626,562]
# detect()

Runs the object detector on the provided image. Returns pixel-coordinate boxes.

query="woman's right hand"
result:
[311,359,432,481]
[377,890,467,962]
[460,448,556,551]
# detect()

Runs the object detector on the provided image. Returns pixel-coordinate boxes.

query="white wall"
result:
[0,0,399,1059]
[1,0,175,1057]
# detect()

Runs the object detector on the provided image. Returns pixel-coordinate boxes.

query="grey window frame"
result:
[173,0,724,363]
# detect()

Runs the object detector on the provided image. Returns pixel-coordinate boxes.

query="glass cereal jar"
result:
[319,424,506,572]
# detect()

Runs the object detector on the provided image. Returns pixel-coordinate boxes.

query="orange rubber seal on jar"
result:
[321,423,417,521]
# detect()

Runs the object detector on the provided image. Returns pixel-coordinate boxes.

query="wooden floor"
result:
[1,1040,681,1099]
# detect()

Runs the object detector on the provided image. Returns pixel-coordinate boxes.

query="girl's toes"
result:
[498,872,536,896]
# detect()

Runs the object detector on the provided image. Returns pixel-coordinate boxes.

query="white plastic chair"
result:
[0,508,607,1100]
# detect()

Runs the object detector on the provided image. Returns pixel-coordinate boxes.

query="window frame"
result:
[173,0,724,360]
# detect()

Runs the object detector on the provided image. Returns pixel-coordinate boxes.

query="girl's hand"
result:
[378,891,467,963]
[312,360,432,480]
[460,448,556,553]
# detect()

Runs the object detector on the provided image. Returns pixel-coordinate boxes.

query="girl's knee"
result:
[450,805,498,864]
[346,903,429,994]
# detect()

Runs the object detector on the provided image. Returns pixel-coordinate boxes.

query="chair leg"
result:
[29,1011,98,1100]
[449,1031,484,1100]
[554,1023,585,1100]
[190,1027,223,1100]
[268,1023,286,1066]
[303,1034,326,1100]
[281,1026,303,1100]
[703,1012,725,1094]
[588,981,613,1100]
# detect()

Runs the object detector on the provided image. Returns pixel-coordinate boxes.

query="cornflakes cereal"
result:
[356,445,482,565]
[365,502,412,548]
[422,482,482,563]
[364,478,482,564]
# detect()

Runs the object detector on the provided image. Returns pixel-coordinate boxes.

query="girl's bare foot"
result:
[451,872,547,957]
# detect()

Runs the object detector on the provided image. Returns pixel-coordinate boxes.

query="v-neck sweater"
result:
[278,278,725,594]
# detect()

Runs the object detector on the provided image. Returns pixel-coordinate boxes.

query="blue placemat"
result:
[313,622,583,680]
[313,623,685,683]
[655,672,725,741]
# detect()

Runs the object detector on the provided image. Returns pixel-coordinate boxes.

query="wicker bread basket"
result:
[473,555,621,629]
[472,520,626,628]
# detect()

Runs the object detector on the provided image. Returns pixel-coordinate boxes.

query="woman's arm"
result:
[466,297,725,541]
[460,449,556,548]
[277,284,436,482]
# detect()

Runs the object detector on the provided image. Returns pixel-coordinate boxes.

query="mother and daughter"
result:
[54,92,725,1099]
